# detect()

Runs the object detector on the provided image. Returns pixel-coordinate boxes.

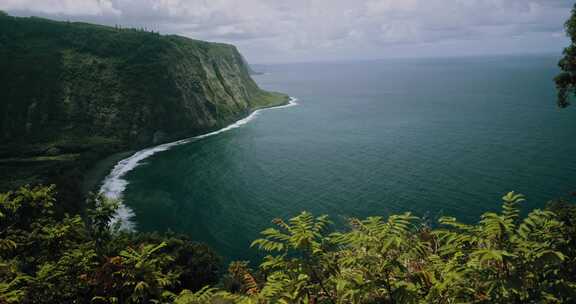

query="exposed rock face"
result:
[0,14,287,205]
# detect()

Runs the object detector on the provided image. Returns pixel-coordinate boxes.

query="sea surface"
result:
[104,54,576,261]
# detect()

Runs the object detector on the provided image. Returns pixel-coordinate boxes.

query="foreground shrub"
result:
[1,186,575,303]
[180,192,576,303]
[0,185,221,304]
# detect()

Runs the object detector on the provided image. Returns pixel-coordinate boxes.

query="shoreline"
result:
[83,94,291,196]
[82,150,135,195]
[97,96,298,230]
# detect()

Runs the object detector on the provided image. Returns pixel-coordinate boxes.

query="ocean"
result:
[102,54,576,261]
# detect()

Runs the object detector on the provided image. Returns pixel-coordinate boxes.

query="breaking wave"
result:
[99,97,298,230]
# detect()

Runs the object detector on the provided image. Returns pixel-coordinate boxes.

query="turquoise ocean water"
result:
[116,55,576,261]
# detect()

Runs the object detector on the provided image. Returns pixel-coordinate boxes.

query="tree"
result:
[85,193,120,256]
[556,4,576,107]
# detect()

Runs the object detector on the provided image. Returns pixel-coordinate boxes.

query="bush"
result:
[179,192,576,303]
[0,185,222,303]
[1,185,575,303]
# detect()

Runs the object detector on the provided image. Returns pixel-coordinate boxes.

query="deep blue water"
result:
[121,55,576,261]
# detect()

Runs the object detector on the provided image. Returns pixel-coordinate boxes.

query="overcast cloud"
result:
[0,0,572,63]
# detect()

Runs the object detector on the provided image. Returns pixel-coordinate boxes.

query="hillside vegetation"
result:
[2,4,576,303]
[0,14,287,207]
[0,185,574,303]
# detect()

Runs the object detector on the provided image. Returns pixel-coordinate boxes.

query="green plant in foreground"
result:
[0,185,574,303]
[178,192,574,304]
[0,185,221,304]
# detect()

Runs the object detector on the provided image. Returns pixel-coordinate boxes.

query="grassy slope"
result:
[0,14,288,210]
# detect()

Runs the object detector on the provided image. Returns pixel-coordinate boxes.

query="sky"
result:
[0,0,573,63]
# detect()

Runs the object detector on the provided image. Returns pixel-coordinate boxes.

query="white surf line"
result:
[99,97,299,231]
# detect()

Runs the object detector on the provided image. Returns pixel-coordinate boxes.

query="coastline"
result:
[83,93,290,196]
[96,95,298,230]
[82,150,135,195]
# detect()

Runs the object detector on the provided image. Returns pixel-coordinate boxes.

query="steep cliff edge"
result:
[0,14,288,210]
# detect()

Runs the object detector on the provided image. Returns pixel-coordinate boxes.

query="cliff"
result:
[0,14,288,210]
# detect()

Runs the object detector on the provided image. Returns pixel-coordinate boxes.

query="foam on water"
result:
[99,97,298,230]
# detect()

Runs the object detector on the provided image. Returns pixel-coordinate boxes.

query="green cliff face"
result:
[0,14,287,206]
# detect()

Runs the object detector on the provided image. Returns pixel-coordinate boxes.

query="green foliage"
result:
[546,197,576,280]
[111,242,178,303]
[0,185,222,303]
[556,4,576,107]
[227,191,575,303]
[125,232,222,291]
[0,185,575,303]
[0,11,286,148]
[86,193,120,255]
[0,12,288,212]
[174,286,221,303]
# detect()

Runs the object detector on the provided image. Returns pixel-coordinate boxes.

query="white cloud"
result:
[1,0,572,62]
[0,0,120,16]
[356,0,571,44]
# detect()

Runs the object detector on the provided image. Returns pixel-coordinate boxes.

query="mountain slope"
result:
[0,14,288,209]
